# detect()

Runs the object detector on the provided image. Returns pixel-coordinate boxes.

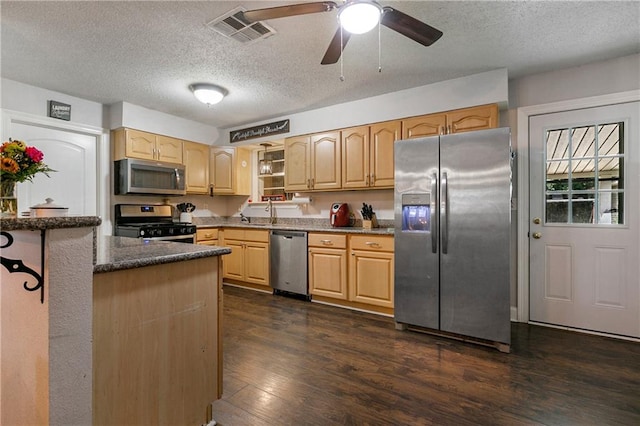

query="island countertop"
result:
[94,236,231,273]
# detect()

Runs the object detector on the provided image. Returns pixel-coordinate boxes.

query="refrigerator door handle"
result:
[431,172,438,253]
[441,171,449,254]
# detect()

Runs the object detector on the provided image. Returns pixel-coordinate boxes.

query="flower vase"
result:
[0,180,18,219]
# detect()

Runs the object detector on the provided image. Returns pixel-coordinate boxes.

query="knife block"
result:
[362,214,378,229]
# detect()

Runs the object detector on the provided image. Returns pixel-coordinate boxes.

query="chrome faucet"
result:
[240,213,250,223]
[265,199,276,224]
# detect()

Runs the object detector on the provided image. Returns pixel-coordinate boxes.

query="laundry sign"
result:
[230,119,289,143]
[48,100,71,121]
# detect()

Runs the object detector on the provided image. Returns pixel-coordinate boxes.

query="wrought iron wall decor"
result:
[0,231,45,303]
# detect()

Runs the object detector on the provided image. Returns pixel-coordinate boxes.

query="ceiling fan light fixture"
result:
[189,83,227,106]
[338,1,382,35]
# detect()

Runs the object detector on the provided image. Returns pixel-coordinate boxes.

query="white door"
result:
[529,101,640,338]
[9,122,98,216]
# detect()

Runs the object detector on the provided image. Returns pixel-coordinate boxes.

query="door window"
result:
[545,122,624,225]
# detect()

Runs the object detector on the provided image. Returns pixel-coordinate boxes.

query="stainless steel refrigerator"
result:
[394,127,511,350]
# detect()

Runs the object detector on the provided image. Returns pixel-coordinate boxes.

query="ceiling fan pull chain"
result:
[378,20,382,73]
[340,26,345,81]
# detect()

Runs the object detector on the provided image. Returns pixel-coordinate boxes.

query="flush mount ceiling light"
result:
[338,1,382,34]
[258,143,273,175]
[189,83,227,106]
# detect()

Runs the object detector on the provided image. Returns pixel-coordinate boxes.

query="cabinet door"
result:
[156,135,183,164]
[370,120,400,188]
[402,114,446,139]
[183,141,210,194]
[222,240,245,280]
[125,129,156,160]
[349,250,394,308]
[341,126,369,189]
[446,104,499,134]
[210,148,235,194]
[309,247,348,299]
[310,131,341,190]
[284,136,310,191]
[244,241,269,286]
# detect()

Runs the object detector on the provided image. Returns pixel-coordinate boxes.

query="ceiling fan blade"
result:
[321,27,352,65]
[380,6,443,46]
[242,2,337,23]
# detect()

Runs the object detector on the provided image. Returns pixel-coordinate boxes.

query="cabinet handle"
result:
[365,242,380,248]
[209,184,214,197]
[371,174,375,185]
[157,148,161,158]
[307,178,310,189]
[320,239,333,245]
[366,175,369,186]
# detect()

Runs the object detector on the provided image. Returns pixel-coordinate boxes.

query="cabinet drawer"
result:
[196,228,218,242]
[349,235,394,252]
[223,228,245,241]
[244,229,269,243]
[308,233,347,249]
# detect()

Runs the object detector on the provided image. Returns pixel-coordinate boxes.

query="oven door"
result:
[143,235,195,244]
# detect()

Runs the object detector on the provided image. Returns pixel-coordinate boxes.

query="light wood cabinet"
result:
[401,104,499,139]
[210,147,251,195]
[342,121,399,189]
[348,235,394,309]
[222,228,269,287]
[183,141,210,194]
[112,128,183,164]
[285,131,341,191]
[93,256,222,424]
[308,233,348,300]
[196,228,219,246]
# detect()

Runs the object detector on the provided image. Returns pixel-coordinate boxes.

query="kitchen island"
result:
[93,237,230,426]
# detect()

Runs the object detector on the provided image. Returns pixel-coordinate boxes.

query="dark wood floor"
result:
[211,285,640,426]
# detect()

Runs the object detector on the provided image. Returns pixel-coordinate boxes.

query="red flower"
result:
[25,146,44,163]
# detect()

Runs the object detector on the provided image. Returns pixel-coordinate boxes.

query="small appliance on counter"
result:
[330,202,350,227]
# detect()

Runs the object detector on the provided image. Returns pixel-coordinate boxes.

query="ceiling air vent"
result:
[207,6,276,44]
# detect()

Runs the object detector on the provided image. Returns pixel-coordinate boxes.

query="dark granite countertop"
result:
[0,216,102,231]
[194,220,394,235]
[94,236,231,274]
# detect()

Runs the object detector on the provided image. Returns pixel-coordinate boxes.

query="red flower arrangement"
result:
[0,139,55,183]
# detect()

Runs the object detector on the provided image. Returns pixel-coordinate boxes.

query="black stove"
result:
[114,204,196,242]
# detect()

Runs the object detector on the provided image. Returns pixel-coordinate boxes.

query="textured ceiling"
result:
[1,1,639,130]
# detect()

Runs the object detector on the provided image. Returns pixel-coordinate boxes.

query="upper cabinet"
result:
[285,131,341,192]
[183,141,210,194]
[342,121,399,189]
[402,104,499,139]
[210,147,251,195]
[112,128,183,164]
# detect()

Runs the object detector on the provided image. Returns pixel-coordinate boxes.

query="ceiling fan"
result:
[241,1,443,65]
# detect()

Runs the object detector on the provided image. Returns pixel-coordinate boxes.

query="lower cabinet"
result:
[349,235,394,309]
[221,228,270,288]
[309,232,394,313]
[309,233,348,299]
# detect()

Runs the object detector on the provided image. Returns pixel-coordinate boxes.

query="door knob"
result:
[533,217,541,224]
[532,232,542,239]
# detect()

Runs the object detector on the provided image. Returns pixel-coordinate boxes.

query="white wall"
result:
[1,78,106,129]
[109,101,220,145]
[221,68,509,146]
[509,53,640,108]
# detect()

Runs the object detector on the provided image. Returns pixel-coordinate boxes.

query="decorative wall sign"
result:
[230,119,290,143]
[48,100,71,121]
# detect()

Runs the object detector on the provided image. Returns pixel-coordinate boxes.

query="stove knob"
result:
[153,229,162,237]
[140,230,145,237]
[168,228,175,235]
[180,227,187,234]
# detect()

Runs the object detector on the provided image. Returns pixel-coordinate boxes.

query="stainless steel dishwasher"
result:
[270,230,309,298]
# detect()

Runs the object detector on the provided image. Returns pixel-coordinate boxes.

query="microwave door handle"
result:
[174,168,181,189]
[431,172,438,253]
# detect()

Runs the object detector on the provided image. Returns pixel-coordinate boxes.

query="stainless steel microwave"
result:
[115,158,186,196]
